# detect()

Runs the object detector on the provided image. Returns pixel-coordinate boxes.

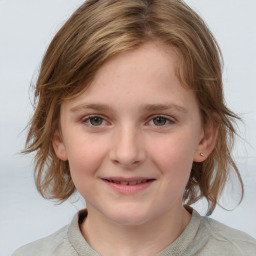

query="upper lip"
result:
[101,176,155,182]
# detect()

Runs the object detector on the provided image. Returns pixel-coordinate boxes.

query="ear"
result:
[193,119,219,162]
[52,130,68,161]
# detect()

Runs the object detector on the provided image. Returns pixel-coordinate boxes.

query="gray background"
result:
[0,1,256,255]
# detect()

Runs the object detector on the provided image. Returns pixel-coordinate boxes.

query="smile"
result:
[104,179,152,185]
[101,177,156,194]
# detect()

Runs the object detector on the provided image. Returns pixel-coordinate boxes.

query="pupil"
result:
[90,117,103,126]
[153,117,166,126]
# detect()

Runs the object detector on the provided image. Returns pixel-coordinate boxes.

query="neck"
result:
[80,204,191,256]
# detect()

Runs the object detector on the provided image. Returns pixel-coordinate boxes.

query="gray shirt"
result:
[13,209,256,256]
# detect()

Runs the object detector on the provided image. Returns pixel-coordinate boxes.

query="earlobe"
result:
[193,120,219,162]
[52,130,68,161]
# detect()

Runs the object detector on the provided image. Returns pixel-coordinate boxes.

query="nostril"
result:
[111,159,142,168]
[109,138,146,167]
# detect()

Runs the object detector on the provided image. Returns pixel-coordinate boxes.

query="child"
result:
[13,0,256,255]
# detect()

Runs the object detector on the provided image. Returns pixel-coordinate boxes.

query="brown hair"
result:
[24,0,243,215]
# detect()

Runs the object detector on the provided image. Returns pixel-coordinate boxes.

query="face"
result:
[53,41,213,226]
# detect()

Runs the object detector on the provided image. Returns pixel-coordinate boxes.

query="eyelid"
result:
[80,114,175,127]
[147,115,175,126]
[81,114,109,127]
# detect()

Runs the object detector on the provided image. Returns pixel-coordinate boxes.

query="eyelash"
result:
[81,115,175,128]
[82,115,108,127]
[148,115,174,127]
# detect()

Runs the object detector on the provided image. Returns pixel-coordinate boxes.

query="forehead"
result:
[84,42,180,94]
[94,40,180,82]
[62,41,197,114]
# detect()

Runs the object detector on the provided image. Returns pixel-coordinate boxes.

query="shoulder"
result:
[12,225,77,256]
[12,209,96,256]
[198,213,256,255]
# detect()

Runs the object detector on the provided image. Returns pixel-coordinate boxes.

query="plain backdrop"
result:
[0,1,256,255]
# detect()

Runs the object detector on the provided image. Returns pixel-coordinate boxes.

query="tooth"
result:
[120,181,129,185]
[109,179,151,185]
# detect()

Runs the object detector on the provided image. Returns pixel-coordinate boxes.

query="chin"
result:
[106,208,153,227]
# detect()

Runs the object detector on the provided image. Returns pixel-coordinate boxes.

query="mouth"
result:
[101,177,156,194]
[103,178,155,186]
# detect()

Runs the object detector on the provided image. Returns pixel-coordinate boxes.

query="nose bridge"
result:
[110,123,145,167]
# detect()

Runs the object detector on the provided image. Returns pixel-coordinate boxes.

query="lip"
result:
[101,176,156,195]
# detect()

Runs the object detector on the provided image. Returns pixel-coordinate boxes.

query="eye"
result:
[148,116,173,126]
[82,115,106,126]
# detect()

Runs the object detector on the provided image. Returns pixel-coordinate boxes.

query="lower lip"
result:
[102,180,154,195]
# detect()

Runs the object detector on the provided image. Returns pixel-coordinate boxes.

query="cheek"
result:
[146,135,195,207]
[148,134,195,179]
[65,138,108,185]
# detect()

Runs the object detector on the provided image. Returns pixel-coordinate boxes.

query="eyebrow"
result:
[71,103,112,112]
[70,103,187,113]
[143,103,187,113]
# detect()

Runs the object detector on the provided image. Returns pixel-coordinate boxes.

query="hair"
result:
[24,0,243,215]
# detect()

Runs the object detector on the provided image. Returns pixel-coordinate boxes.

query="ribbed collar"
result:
[68,208,201,256]
[68,209,101,256]
[157,209,201,255]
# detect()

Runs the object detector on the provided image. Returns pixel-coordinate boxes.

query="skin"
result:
[53,41,218,256]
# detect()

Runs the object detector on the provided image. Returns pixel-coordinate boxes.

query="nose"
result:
[109,125,146,168]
